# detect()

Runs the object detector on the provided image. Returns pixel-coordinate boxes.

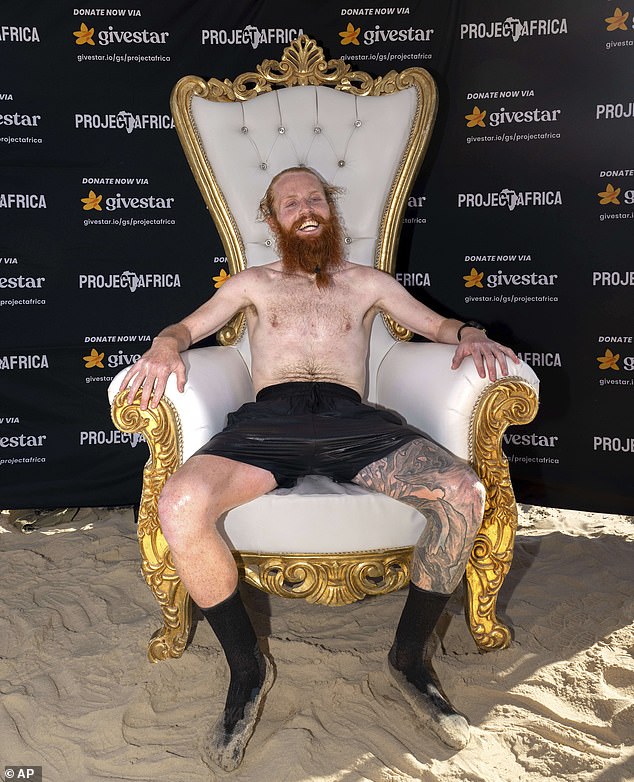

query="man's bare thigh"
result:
[168,453,278,512]
[351,436,464,494]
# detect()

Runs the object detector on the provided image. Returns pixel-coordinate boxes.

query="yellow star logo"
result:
[81,190,103,211]
[465,106,487,128]
[83,348,105,368]
[213,268,230,288]
[598,183,621,205]
[73,22,95,45]
[605,8,630,31]
[339,23,361,45]
[597,349,620,370]
[463,268,484,288]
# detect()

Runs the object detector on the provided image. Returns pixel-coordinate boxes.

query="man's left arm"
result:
[373,271,520,382]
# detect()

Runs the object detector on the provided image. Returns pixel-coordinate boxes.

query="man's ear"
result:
[266,215,279,236]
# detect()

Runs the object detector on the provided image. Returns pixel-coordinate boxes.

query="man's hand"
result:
[451,331,520,382]
[118,335,187,410]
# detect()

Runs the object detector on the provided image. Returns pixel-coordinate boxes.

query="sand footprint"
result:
[92,583,150,625]
[603,663,634,694]
[33,585,92,632]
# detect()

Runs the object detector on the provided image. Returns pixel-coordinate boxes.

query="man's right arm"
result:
[118,271,254,410]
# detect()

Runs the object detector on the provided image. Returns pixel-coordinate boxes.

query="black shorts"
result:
[194,381,423,488]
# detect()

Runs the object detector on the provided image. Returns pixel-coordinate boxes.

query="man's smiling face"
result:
[270,170,331,239]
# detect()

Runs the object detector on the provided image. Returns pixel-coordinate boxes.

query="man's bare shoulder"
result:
[223,264,278,290]
[341,262,400,289]
[342,262,389,278]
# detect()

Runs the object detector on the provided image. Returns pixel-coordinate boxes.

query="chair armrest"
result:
[108,345,253,461]
[376,342,539,460]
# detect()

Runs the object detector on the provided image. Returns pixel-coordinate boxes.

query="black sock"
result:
[200,589,265,734]
[389,583,451,692]
[387,584,470,749]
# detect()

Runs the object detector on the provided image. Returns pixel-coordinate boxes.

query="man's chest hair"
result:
[255,276,364,334]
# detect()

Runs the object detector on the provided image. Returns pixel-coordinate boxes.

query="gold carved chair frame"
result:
[111,37,538,662]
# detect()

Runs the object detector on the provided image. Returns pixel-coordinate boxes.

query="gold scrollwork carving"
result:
[465,379,539,650]
[217,312,246,347]
[381,313,413,342]
[175,36,377,104]
[111,390,193,663]
[235,550,412,606]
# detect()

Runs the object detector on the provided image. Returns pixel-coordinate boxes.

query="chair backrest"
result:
[171,36,437,400]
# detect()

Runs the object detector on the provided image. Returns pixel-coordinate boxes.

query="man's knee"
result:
[454,464,486,529]
[472,475,486,521]
[158,469,218,544]
[460,462,485,496]
[473,475,486,504]
[158,470,187,517]
[451,460,485,498]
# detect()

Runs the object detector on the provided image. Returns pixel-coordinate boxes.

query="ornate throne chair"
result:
[108,36,539,663]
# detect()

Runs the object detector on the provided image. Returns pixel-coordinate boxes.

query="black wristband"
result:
[457,320,486,341]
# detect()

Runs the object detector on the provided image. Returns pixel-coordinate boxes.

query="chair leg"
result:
[137,490,193,662]
[134,457,194,662]
[111,391,191,661]
[465,378,538,651]
[463,499,516,651]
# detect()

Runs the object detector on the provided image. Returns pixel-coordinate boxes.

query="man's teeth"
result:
[299,220,318,231]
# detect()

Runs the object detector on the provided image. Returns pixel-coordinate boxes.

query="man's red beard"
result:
[271,212,345,289]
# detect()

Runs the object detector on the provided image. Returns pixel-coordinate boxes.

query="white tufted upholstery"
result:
[191,86,417,269]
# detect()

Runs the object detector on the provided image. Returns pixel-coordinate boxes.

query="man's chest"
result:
[249,281,370,340]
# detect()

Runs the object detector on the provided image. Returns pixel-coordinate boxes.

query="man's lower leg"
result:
[200,589,274,771]
[388,583,470,750]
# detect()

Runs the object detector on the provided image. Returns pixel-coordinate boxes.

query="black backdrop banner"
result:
[1,1,632,513]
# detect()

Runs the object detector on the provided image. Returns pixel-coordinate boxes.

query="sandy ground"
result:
[0,504,632,782]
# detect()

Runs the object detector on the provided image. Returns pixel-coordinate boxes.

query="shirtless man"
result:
[120,167,519,771]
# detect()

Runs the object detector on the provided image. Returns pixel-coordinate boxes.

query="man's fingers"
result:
[117,343,187,411]
[494,350,509,378]
[453,339,520,382]
[485,351,498,381]
[470,349,487,379]
[150,375,168,408]
[139,376,155,410]
[493,344,524,377]
[141,365,169,409]
[126,371,144,405]
[498,345,520,364]
[119,365,137,393]
[175,362,187,393]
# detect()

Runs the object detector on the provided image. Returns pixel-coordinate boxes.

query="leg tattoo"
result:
[353,438,485,594]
